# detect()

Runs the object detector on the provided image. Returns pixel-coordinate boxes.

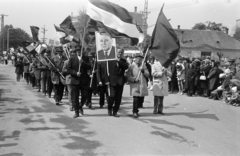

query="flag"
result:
[60,15,76,35]
[54,25,69,45]
[149,5,180,68]
[21,41,35,53]
[30,26,40,42]
[35,44,47,54]
[48,39,55,45]
[86,0,142,45]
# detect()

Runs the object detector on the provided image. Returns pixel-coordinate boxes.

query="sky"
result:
[0,0,240,43]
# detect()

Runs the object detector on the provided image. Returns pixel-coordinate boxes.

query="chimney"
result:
[134,6,137,13]
[226,27,229,34]
[178,25,180,29]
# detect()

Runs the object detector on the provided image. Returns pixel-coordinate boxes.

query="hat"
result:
[204,59,211,64]
[225,69,230,74]
[88,52,95,57]
[134,53,144,58]
[228,59,235,62]
[55,46,64,52]
[73,48,81,53]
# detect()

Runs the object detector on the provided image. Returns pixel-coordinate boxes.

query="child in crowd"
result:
[176,58,185,95]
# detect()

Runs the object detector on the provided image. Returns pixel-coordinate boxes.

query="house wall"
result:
[179,47,240,62]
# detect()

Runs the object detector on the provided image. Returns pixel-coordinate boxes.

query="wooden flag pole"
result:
[89,59,96,88]
[78,27,86,73]
[106,60,111,96]
[136,48,149,81]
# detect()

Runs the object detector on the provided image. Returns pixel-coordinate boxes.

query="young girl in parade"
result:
[15,57,23,82]
[176,58,185,95]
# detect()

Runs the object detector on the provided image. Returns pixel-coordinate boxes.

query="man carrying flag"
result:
[149,5,180,115]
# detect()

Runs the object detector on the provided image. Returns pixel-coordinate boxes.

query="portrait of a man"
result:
[96,32,117,61]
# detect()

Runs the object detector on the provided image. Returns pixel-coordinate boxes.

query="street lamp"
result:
[7,28,14,51]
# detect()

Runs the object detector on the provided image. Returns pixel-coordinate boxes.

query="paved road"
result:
[0,63,239,156]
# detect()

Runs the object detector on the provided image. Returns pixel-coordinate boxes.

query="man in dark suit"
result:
[97,48,129,117]
[67,48,91,118]
[97,33,116,61]
[49,46,67,105]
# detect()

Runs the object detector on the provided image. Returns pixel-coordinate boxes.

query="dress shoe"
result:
[108,110,112,116]
[99,105,103,109]
[88,103,92,109]
[113,112,120,117]
[158,112,165,115]
[79,108,84,115]
[73,113,79,118]
[153,111,158,114]
[56,102,59,106]
[70,107,74,111]
[133,113,138,118]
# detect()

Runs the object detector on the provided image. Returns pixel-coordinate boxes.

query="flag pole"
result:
[136,47,149,81]
[89,59,96,88]
[106,60,111,96]
[78,27,86,73]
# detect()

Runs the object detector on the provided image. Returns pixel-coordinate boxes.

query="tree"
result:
[192,21,227,32]
[233,27,240,42]
[0,25,32,52]
[192,22,207,30]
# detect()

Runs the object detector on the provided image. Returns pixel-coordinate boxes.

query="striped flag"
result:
[60,15,76,35]
[54,25,69,45]
[86,0,142,45]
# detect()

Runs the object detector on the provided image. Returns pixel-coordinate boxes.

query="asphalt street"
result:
[0,63,239,156]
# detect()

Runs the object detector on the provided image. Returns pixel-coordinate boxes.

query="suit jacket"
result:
[50,55,67,85]
[97,46,116,61]
[67,55,91,86]
[97,58,128,86]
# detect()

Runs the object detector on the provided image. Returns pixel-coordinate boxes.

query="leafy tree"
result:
[233,27,240,41]
[192,22,207,30]
[0,25,31,52]
[192,21,227,32]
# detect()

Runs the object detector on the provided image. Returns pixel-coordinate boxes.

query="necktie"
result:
[104,51,108,59]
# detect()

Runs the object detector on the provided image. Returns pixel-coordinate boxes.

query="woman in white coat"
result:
[152,59,172,115]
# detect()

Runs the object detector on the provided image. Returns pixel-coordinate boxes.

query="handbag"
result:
[200,72,206,80]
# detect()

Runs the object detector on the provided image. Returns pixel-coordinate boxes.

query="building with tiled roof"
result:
[174,28,240,62]
[129,7,147,35]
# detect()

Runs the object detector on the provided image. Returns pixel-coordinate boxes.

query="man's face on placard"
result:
[100,34,112,51]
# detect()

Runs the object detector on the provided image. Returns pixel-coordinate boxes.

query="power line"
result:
[1,14,8,51]
[41,25,47,43]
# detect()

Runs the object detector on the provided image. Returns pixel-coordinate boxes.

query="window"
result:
[201,52,211,59]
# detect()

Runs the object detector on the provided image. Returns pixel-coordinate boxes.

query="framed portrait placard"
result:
[95,32,117,62]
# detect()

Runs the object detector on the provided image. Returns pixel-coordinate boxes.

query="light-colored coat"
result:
[152,61,172,96]
[126,62,149,97]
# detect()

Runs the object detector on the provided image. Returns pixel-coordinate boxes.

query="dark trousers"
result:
[133,96,139,113]
[154,96,164,113]
[87,88,93,104]
[71,85,81,113]
[30,75,36,87]
[41,76,47,94]
[79,85,89,106]
[24,73,31,84]
[16,74,21,82]
[99,85,109,106]
[47,76,53,96]
[53,81,64,102]
[138,96,145,108]
[108,84,124,113]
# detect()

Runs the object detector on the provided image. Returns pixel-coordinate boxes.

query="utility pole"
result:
[0,14,8,51]
[140,0,150,35]
[41,25,47,43]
